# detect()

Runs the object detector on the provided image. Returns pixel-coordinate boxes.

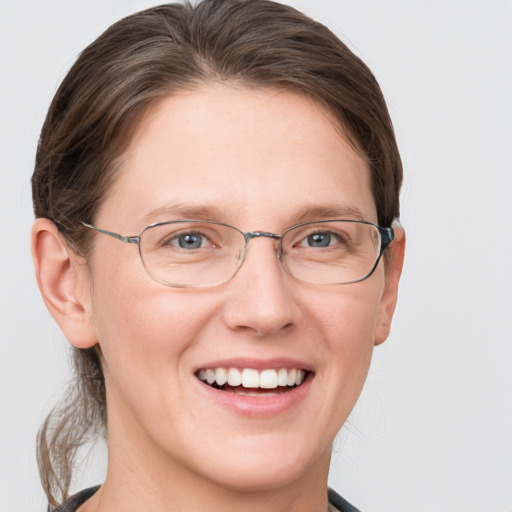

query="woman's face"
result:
[82,85,402,492]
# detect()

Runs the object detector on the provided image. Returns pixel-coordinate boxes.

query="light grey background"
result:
[1,1,511,511]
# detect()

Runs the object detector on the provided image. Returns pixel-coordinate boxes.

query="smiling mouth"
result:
[196,367,308,396]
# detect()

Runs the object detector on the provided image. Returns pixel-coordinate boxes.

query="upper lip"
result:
[195,357,313,372]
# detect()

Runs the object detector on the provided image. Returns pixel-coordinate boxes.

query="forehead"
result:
[99,84,375,231]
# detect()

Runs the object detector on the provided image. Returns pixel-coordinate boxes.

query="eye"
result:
[299,231,342,248]
[168,231,210,249]
[304,232,333,247]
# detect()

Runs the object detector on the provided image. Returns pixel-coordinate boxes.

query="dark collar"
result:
[55,486,360,512]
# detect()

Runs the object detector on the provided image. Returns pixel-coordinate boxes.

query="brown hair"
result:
[32,0,402,507]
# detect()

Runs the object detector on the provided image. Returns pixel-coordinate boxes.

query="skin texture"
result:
[32,85,405,512]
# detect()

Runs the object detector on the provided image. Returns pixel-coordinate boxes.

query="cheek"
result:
[93,285,212,363]
[89,277,225,438]
[306,274,384,353]
[325,299,377,392]
[301,276,384,418]
[88,246,218,380]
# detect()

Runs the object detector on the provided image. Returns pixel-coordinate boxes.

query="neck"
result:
[82,426,332,512]
[90,470,331,512]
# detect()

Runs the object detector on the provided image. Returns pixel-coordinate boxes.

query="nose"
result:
[222,236,297,337]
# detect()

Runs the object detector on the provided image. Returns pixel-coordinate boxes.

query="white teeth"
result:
[259,369,278,389]
[198,367,306,389]
[241,369,259,388]
[277,368,288,387]
[206,369,216,384]
[215,368,228,386]
[227,368,242,386]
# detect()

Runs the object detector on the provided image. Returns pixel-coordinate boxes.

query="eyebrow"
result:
[290,205,367,223]
[139,203,367,227]
[139,204,228,226]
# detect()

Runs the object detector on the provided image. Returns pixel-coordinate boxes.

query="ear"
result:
[374,223,405,346]
[31,218,97,349]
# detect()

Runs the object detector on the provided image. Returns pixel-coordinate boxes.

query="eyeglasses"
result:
[80,219,394,288]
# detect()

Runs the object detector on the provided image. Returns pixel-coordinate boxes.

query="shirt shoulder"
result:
[54,486,100,512]
[328,487,361,512]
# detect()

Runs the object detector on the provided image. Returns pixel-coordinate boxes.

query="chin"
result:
[184,431,330,493]
[204,459,317,493]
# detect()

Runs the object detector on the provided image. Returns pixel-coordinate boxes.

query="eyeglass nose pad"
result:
[275,241,284,261]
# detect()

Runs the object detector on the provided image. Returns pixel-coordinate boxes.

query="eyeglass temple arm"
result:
[380,226,394,251]
[80,222,140,244]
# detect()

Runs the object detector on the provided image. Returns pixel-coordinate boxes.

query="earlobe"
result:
[374,225,405,346]
[31,218,97,349]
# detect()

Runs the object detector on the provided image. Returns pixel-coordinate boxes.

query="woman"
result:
[31,0,405,510]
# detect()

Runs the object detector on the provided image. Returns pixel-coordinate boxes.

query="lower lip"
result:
[195,374,313,418]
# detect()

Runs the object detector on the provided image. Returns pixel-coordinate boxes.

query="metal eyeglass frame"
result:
[80,219,394,287]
